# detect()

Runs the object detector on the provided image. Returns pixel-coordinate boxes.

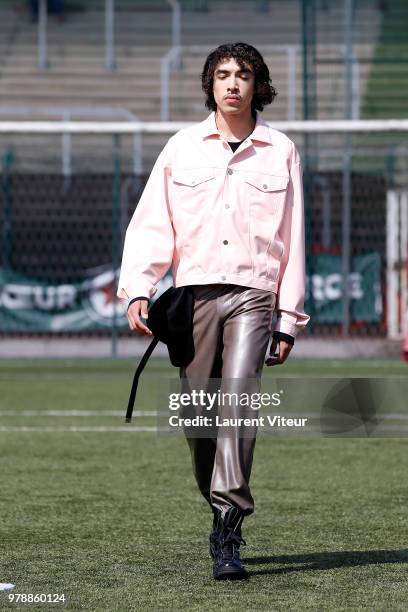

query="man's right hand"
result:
[127,299,152,336]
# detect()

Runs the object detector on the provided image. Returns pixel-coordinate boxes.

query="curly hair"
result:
[201,42,277,114]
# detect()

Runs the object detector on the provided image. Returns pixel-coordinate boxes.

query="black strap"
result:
[126,336,159,422]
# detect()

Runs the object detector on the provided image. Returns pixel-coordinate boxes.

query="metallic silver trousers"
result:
[179,284,276,515]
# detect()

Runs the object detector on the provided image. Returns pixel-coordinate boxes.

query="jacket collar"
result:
[199,110,272,145]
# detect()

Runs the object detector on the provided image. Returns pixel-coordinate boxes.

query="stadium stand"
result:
[0,0,382,171]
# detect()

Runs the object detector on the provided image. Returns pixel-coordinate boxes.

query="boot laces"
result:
[217,528,246,563]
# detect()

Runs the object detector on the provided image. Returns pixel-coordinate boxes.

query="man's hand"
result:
[265,338,293,366]
[127,299,152,336]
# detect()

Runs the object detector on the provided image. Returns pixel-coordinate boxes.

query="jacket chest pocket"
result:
[243,173,289,220]
[171,168,216,215]
[242,173,288,279]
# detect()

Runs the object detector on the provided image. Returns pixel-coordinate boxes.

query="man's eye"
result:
[216,73,250,80]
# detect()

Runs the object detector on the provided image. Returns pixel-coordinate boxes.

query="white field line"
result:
[0,410,407,419]
[0,410,159,417]
[0,425,408,434]
[0,426,166,432]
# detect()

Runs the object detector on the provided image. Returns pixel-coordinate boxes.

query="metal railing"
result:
[160,46,183,121]
[0,107,142,176]
[35,0,181,72]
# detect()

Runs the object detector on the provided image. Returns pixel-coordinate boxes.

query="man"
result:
[117,42,309,580]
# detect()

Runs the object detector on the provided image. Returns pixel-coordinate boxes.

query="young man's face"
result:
[212,57,255,117]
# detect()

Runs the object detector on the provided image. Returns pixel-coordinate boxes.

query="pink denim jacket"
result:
[117,111,310,337]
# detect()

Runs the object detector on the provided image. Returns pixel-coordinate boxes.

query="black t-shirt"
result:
[228,126,255,152]
[228,140,244,152]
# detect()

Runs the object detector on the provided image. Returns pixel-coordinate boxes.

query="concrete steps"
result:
[0,0,383,171]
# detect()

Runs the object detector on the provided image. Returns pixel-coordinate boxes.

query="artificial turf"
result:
[0,358,407,611]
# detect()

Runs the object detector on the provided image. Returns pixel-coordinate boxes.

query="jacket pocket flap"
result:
[172,169,215,187]
[244,174,289,193]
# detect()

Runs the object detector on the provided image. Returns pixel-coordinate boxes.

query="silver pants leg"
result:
[179,284,276,515]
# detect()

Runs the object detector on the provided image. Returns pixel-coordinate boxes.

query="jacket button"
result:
[221,275,226,281]
[263,184,268,189]
[225,204,230,209]
[227,168,233,175]
[223,240,228,245]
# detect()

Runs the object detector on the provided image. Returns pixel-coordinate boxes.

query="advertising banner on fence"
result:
[0,253,381,332]
[305,252,382,323]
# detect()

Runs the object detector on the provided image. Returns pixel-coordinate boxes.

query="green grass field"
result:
[0,358,407,611]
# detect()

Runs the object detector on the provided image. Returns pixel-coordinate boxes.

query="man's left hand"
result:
[265,338,293,366]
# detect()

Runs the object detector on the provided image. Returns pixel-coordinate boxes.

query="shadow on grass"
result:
[243,550,408,576]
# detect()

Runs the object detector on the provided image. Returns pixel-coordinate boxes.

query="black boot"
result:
[212,507,248,580]
[209,507,244,559]
[209,508,219,559]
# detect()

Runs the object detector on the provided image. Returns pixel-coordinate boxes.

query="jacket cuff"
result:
[274,316,299,337]
[117,283,157,301]
[273,331,295,346]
